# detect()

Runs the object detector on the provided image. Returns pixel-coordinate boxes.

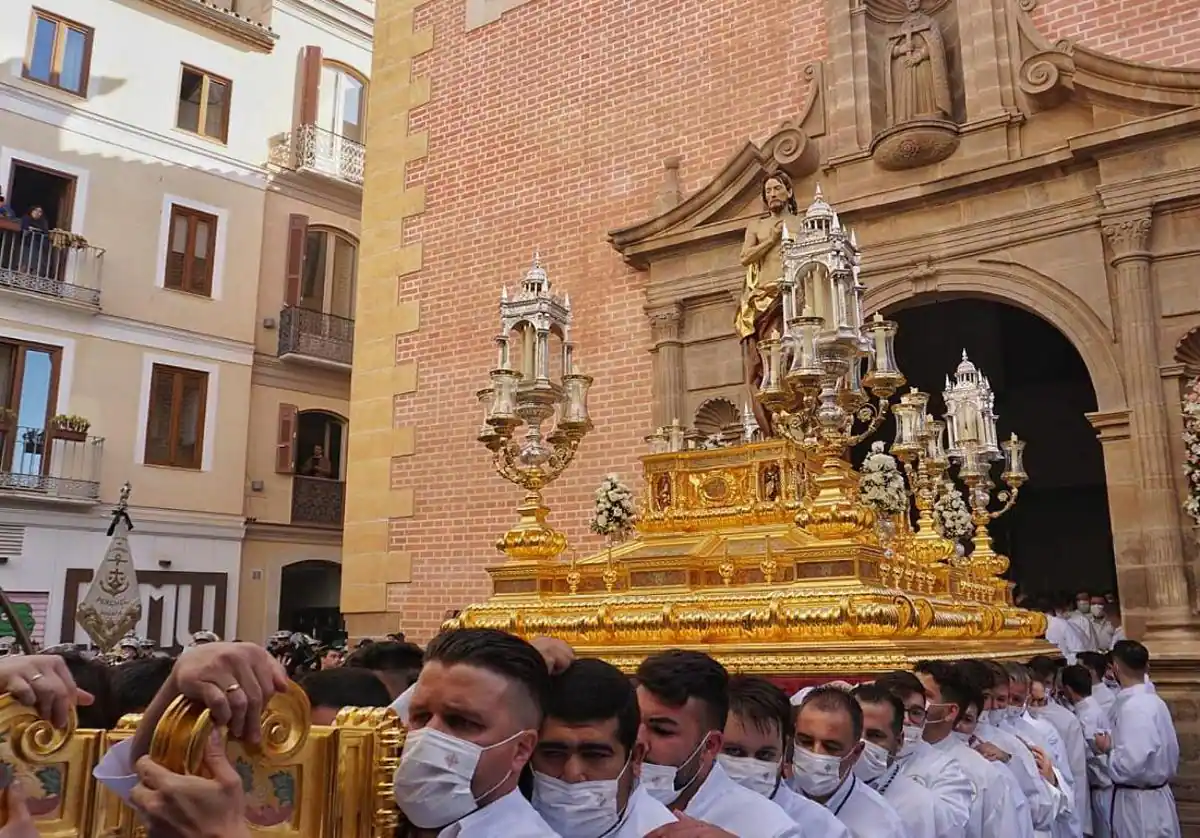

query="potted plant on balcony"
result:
[50,414,90,443]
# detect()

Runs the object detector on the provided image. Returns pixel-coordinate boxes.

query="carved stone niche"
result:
[866,0,963,170]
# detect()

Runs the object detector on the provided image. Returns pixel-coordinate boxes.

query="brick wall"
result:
[1032,0,1200,67]
[377,0,1199,639]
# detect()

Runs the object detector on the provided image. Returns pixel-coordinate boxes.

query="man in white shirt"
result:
[532,657,675,837]
[1088,598,1115,651]
[851,683,941,838]
[873,670,972,835]
[634,650,802,837]
[1028,658,1091,837]
[1042,595,1096,663]
[718,675,851,837]
[914,661,1032,838]
[1062,664,1113,837]
[1095,641,1180,838]
[1069,594,1102,653]
[790,686,908,838]
[1077,653,1116,720]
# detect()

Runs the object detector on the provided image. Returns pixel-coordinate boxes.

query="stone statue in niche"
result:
[737,171,801,437]
[886,0,952,125]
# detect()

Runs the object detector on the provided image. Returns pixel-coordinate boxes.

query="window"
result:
[144,364,208,469]
[164,205,217,296]
[24,9,93,95]
[0,340,61,476]
[176,65,231,142]
[318,65,366,143]
[299,229,357,319]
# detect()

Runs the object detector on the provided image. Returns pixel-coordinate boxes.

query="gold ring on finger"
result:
[225,682,242,693]
[27,673,44,683]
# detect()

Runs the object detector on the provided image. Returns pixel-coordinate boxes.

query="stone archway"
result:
[865,295,1116,601]
[279,559,344,642]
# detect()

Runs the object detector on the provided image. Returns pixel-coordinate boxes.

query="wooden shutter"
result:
[299,46,322,127]
[276,403,298,474]
[284,214,308,306]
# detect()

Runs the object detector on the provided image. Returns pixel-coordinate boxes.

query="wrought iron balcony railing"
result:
[291,475,345,527]
[0,225,103,309]
[277,305,355,370]
[0,424,103,502]
[268,124,365,186]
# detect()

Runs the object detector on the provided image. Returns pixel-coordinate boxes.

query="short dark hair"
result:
[546,658,640,755]
[112,656,175,718]
[851,683,904,737]
[728,676,791,744]
[1004,662,1030,686]
[636,650,729,732]
[299,667,391,710]
[1027,656,1060,685]
[875,670,926,704]
[953,660,995,695]
[1111,639,1149,673]
[345,640,423,672]
[1077,651,1107,680]
[799,686,863,741]
[914,660,956,685]
[53,650,115,729]
[425,628,551,723]
[1061,665,1092,698]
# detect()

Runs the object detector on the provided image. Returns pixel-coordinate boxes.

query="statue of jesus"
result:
[737,171,800,437]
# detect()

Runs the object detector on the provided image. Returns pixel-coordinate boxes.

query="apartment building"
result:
[0,0,369,648]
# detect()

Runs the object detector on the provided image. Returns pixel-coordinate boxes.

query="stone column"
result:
[1102,212,1194,648]
[648,304,685,431]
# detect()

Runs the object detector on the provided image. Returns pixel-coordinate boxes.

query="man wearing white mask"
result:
[872,671,972,835]
[791,686,907,838]
[720,675,850,837]
[634,650,801,837]
[953,660,1064,836]
[1087,598,1114,651]
[851,684,940,838]
[1041,595,1095,664]
[1094,641,1180,838]
[393,628,558,836]
[1076,653,1116,720]
[1028,659,1091,837]
[532,658,675,837]
[1061,665,1113,837]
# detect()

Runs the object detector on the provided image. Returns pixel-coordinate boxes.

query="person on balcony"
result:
[18,205,50,278]
[300,444,333,478]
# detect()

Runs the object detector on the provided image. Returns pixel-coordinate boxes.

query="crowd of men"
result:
[0,620,1179,838]
[1033,591,1125,662]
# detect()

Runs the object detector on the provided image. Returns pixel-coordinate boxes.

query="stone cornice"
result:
[251,353,351,401]
[1086,409,1132,442]
[135,0,279,52]
[244,520,343,546]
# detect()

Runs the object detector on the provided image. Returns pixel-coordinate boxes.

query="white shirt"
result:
[809,774,909,838]
[770,783,853,838]
[929,735,1032,838]
[1067,612,1101,652]
[1091,681,1117,720]
[1109,625,1125,649]
[1037,702,1092,838]
[439,788,559,837]
[683,762,802,837]
[868,765,937,838]
[976,721,1062,832]
[611,786,676,837]
[1108,682,1181,838]
[93,738,138,801]
[1072,695,1112,789]
[1091,618,1114,650]
[1045,615,1094,662]
[896,739,974,835]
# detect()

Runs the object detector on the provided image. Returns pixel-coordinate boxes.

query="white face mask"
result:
[717,753,780,798]
[897,724,924,759]
[791,747,846,798]
[852,740,891,783]
[641,734,711,805]
[393,726,524,829]
[532,760,629,838]
[1091,604,1105,618]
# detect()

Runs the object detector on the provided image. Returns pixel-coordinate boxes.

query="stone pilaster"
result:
[1101,212,1193,649]
[648,304,684,431]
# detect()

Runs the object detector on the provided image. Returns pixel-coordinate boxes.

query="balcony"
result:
[0,425,103,505]
[291,476,344,528]
[0,223,103,311]
[278,306,354,371]
[268,125,365,187]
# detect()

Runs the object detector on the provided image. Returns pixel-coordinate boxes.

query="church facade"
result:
[349,0,1200,818]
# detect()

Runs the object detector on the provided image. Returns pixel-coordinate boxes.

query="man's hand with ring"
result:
[0,655,93,728]
[170,643,288,742]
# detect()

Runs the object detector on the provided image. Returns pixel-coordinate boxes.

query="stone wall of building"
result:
[353,0,1200,639]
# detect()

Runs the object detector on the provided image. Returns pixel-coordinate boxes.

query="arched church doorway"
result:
[278,559,344,643]
[862,297,1116,601]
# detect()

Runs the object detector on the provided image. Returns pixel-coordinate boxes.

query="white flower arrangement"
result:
[591,473,638,542]
[933,481,974,541]
[858,441,908,516]
[1183,376,1200,527]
